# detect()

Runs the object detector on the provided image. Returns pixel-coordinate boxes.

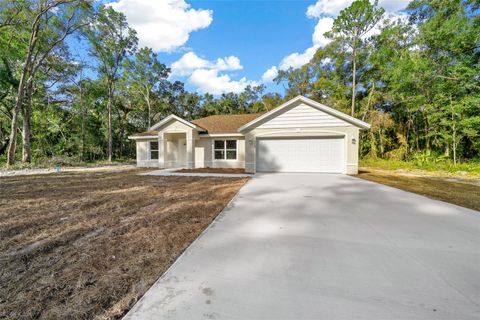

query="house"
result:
[128,95,370,174]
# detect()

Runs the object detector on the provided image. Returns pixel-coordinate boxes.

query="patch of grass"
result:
[360,158,480,177]
[356,169,480,212]
[1,157,134,170]
[0,170,248,319]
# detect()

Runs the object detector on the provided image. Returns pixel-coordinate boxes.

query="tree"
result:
[86,6,137,162]
[326,0,384,116]
[275,65,315,99]
[123,47,169,128]
[4,0,92,165]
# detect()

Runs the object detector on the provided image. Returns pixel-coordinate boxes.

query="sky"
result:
[100,0,411,95]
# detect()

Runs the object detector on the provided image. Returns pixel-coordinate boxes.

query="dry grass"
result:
[176,168,247,174]
[0,170,248,319]
[357,169,480,212]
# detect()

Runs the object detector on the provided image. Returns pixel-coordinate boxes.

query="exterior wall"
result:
[243,101,361,174]
[158,120,197,169]
[135,121,246,170]
[135,139,159,167]
[134,102,364,173]
[257,102,351,129]
[244,126,359,174]
[195,136,245,169]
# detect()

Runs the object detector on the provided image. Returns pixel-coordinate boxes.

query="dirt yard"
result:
[176,168,247,174]
[0,170,248,319]
[0,164,135,178]
[357,168,480,212]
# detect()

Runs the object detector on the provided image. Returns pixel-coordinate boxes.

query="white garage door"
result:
[256,137,345,173]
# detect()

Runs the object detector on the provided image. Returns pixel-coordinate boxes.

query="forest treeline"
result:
[0,0,479,166]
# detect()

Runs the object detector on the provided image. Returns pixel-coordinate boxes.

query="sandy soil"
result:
[0,170,248,319]
[357,169,480,212]
[0,164,136,178]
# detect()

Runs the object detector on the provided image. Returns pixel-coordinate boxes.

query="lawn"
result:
[357,169,480,212]
[0,170,248,319]
[360,158,480,177]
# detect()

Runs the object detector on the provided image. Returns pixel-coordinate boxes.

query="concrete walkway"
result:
[124,173,480,320]
[140,168,252,178]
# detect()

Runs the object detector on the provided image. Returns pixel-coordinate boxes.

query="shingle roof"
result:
[130,113,264,138]
[191,113,264,134]
[129,130,159,137]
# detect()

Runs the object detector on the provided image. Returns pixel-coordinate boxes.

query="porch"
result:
[160,131,195,169]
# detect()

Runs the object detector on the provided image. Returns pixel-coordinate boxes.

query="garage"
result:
[256,137,345,173]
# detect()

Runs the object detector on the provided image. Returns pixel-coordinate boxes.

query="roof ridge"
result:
[193,112,264,120]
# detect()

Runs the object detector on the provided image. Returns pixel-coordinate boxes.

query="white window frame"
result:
[149,141,159,160]
[213,139,238,161]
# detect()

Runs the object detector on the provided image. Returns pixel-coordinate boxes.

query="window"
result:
[150,141,159,160]
[214,139,237,160]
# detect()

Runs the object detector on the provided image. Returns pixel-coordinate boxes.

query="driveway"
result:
[124,173,480,320]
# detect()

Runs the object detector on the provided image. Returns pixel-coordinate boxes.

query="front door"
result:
[177,138,187,167]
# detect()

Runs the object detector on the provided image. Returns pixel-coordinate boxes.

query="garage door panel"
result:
[256,138,344,173]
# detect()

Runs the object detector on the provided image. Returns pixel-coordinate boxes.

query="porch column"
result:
[186,131,195,169]
[158,132,166,168]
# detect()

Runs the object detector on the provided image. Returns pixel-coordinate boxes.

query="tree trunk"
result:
[146,87,151,128]
[6,3,41,166]
[7,72,28,166]
[362,83,375,122]
[379,128,385,157]
[107,82,114,162]
[452,112,457,166]
[21,81,33,163]
[80,81,86,161]
[351,50,357,116]
[423,113,430,151]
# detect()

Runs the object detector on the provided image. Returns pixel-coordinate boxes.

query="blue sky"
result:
[100,0,410,95]
[164,0,317,92]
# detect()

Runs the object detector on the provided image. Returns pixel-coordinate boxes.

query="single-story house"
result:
[128,95,370,174]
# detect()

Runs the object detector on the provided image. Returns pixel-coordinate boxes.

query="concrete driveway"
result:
[124,173,480,320]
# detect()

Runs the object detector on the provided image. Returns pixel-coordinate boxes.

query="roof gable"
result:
[191,113,264,134]
[150,114,203,131]
[238,96,371,132]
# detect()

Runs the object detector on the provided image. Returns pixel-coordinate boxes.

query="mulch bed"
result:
[0,170,248,319]
[176,168,247,174]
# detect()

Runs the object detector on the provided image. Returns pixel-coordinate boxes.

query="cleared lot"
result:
[0,170,248,319]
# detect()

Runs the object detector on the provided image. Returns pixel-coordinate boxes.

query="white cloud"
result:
[312,17,334,47]
[189,69,258,95]
[277,17,333,70]
[279,47,318,70]
[263,0,409,78]
[306,0,352,18]
[108,0,213,52]
[171,52,242,76]
[306,0,410,18]
[171,51,255,94]
[261,66,278,83]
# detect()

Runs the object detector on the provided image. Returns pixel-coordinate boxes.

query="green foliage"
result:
[361,157,480,176]
[0,0,479,170]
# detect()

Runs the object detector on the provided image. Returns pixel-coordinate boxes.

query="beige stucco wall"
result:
[135,139,159,167]
[243,126,360,174]
[134,118,245,169]
[134,107,364,173]
[195,137,245,169]
[158,120,198,169]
